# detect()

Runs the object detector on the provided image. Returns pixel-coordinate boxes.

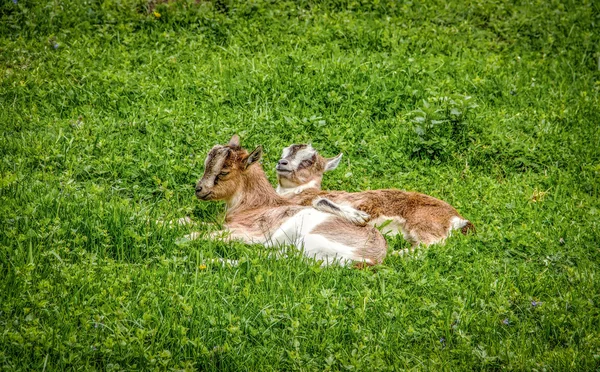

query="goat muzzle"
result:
[195,186,212,200]
[276,159,292,173]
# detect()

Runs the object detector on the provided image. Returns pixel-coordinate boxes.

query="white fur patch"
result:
[449,216,469,234]
[276,179,318,196]
[302,234,366,266]
[267,208,329,246]
[264,209,365,266]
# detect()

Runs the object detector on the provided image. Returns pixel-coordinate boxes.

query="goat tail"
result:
[461,221,476,235]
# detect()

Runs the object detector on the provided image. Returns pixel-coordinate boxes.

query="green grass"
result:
[1,0,599,370]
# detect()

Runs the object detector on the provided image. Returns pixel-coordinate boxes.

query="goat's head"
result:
[276,144,342,189]
[195,135,262,201]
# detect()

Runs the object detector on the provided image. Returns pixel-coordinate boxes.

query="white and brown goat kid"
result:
[190,135,387,267]
[275,144,475,248]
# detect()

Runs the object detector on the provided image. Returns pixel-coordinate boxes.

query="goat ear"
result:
[228,135,240,148]
[324,153,342,172]
[244,146,263,169]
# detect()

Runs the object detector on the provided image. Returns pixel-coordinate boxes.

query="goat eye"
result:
[218,171,229,177]
[300,160,313,168]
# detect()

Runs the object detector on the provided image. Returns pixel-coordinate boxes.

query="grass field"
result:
[1,0,599,370]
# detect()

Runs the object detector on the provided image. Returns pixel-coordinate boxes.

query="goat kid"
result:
[190,135,387,266]
[275,144,475,248]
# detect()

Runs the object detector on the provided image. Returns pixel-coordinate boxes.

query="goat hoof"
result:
[345,209,370,226]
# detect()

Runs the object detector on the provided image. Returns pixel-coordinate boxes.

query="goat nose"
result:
[278,159,289,166]
[195,185,203,193]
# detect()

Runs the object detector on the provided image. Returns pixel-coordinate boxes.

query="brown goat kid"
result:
[275,144,475,248]
[190,136,388,266]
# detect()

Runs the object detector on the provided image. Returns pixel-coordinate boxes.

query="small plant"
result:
[407,94,478,161]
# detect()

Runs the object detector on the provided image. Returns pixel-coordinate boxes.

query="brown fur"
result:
[197,143,289,212]
[461,221,476,235]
